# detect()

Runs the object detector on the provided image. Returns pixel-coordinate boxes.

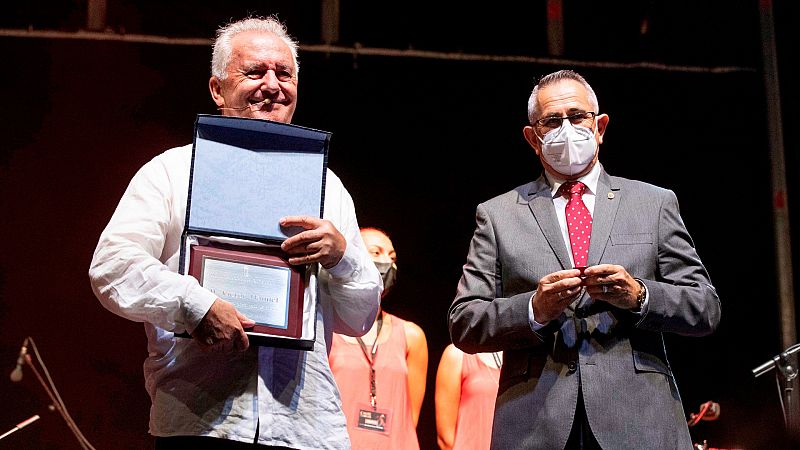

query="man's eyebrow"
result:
[566,107,587,114]
[240,62,266,72]
[542,107,586,117]
[239,62,294,73]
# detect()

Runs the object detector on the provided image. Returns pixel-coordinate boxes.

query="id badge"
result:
[356,403,392,434]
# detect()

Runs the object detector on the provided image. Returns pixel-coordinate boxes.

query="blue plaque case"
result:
[179,115,331,350]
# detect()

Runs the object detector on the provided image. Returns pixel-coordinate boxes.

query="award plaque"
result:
[188,244,304,338]
[177,115,331,350]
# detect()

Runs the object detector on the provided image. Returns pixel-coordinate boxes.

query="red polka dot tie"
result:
[563,181,592,267]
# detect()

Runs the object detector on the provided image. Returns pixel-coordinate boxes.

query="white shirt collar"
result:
[545,162,602,198]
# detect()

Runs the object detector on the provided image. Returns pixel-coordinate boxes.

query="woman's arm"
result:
[435,344,464,450]
[404,320,429,427]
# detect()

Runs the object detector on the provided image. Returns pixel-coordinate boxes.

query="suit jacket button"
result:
[568,361,577,373]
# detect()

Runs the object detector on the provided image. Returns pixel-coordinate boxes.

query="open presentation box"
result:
[178,114,330,350]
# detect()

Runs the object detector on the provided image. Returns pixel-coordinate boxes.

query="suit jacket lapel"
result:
[587,169,621,267]
[524,176,572,270]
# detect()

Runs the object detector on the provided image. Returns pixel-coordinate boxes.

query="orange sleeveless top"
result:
[329,314,419,450]
[453,353,500,450]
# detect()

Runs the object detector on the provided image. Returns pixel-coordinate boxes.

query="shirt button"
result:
[568,361,578,373]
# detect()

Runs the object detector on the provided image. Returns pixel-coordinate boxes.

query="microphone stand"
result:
[753,342,800,442]
[8,337,96,450]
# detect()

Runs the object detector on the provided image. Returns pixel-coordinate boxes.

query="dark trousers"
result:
[154,436,296,450]
[565,391,602,450]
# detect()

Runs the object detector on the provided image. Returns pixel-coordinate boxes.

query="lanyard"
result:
[356,314,383,409]
[492,351,503,369]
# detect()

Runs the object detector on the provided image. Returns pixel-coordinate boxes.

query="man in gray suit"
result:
[448,69,720,449]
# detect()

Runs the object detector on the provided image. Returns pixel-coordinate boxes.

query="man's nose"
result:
[259,71,281,92]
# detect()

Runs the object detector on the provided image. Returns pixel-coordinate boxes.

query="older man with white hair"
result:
[89,16,381,450]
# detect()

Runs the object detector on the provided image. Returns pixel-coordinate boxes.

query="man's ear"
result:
[596,114,609,145]
[209,77,225,108]
[523,126,542,156]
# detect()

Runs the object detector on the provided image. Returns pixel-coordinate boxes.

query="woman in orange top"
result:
[329,228,428,450]
[435,343,501,450]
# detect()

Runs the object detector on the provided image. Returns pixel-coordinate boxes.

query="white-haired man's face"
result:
[209,30,298,123]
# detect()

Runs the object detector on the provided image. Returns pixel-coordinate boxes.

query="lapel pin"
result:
[607,192,615,199]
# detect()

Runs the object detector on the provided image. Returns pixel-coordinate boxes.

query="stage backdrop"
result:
[1,4,799,449]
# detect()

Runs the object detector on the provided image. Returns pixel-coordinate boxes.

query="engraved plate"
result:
[189,244,304,339]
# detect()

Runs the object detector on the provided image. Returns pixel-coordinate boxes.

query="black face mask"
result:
[374,261,397,297]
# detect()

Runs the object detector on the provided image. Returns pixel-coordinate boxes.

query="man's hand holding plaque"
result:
[280,216,346,269]
[193,299,256,352]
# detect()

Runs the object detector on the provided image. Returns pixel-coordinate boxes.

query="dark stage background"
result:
[1,1,799,449]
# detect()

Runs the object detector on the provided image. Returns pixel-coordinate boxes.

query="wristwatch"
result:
[634,279,647,312]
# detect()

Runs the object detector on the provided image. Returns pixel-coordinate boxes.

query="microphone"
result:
[9,338,28,382]
[217,98,272,111]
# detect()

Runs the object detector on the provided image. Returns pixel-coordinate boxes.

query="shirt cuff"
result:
[528,292,548,331]
[183,283,219,334]
[324,242,359,280]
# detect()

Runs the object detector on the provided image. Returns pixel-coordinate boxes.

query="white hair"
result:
[527,69,599,124]
[211,16,300,80]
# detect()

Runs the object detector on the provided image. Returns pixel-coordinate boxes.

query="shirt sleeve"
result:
[88,150,217,335]
[317,171,382,337]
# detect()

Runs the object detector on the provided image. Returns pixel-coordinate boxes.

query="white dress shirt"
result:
[89,144,382,449]
[528,163,647,329]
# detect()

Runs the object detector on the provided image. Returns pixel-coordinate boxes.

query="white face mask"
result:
[539,122,598,176]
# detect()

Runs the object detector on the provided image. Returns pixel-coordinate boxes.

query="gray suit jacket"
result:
[448,169,720,450]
